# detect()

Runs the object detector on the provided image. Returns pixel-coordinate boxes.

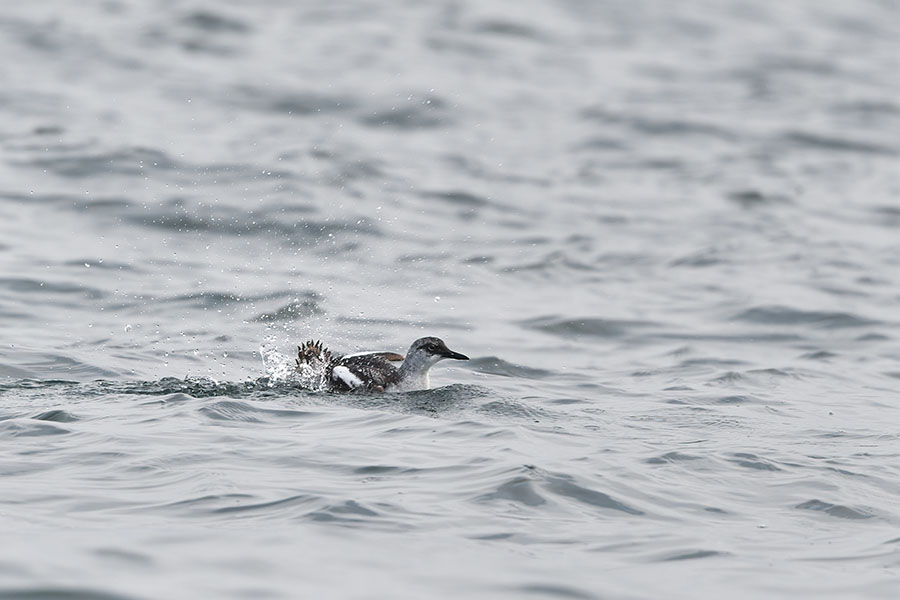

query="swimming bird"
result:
[296,337,469,392]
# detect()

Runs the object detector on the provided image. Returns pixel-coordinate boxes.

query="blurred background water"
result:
[2,1,900,598]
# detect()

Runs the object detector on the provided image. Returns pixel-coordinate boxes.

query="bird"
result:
[296,337,469,392]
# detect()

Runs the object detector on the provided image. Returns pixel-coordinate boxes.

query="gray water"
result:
[2,1,900,598]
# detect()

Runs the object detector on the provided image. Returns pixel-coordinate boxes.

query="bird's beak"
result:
[441,348,469,361]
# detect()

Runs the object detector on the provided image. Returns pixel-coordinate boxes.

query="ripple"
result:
[85,377,302,400]
[669,249,724,267]
[521,316,656,338]
[472,19,547,42]
[0,419,70,437]
[543,473,643,515]
[478,467,642,516]
[127,201,379,240]
[31,409,79,423]
[147,290,308,311]
[252,297,323,322]
[62,259,139,272]
[0,277,106,300]
[199,400,315,423]
[352,464,413,475]
[716,395,761,405]
[833,99,900,119]
[466,357,553,379]
[181,10,251,34]
[728,452,782,472]
[26,147,178,178]
[727,189,791,208]
[645,451,703,464]
[418,190,490,207]
[0,191,133,213]
[92,547,154,567]
[314,499,378,518]
[658,549,728,562]
[782,131,897,156]
[306,500,393,527]
[0,379,78,393]
[342,384,493,415]
[476,399,554,422]
[501,251,597,277]
[213,494,319,515]
[0,588,139,600]
[359,96,451,129]
[479,476,546,507]
[581,107,738,140]
[335,316,468,330]
[800,350,838,361]
[156,493,254,513]
[1,352,120,380]
[199,400,265,423]
[731,306,879,329]
[795,499,874,520]
[224,84,357,115]
[512,583,597,600]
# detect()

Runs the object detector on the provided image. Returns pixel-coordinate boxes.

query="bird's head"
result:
[407,337,469,366]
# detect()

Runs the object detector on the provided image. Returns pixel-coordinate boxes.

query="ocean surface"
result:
[2,1,900,598]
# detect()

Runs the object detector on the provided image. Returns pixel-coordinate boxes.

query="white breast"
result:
[391,372,430,392]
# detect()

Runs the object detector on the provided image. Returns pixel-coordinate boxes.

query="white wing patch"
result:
[331,365,363,389]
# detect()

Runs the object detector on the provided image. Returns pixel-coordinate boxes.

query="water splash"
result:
[259,337,298,382]
[259,336,327,390]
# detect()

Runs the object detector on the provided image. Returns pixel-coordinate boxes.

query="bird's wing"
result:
[331,365,364,389]
[342,350,405,362]
[329,354,399,391]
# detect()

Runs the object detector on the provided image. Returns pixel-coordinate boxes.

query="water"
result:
[2,0,900,598]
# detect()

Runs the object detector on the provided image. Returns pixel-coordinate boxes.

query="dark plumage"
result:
[295,337,468,392]
[328,353,400,393]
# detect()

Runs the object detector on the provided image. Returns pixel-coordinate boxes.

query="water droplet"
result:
[434,296,441,302]
[124,324,132,332]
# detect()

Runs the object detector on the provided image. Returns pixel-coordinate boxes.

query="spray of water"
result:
[259,335,329,391]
